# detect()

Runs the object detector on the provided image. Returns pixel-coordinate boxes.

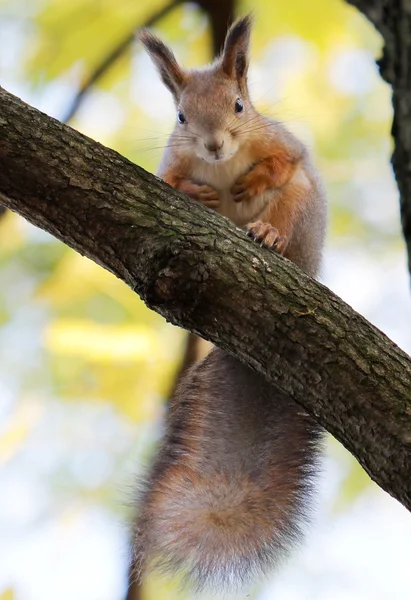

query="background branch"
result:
[1,86,410,512]
[198,0,236,54]
[63,0,236,126]
[63,0,183,124]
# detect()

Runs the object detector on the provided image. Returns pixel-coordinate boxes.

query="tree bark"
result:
[348,0,411,278]
[198,0,236,55]
[1,86,410,512]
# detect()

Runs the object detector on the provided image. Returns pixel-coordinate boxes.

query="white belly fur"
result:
[190,153,270,226]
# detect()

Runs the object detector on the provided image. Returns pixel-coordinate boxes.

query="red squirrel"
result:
[133,15,327,591]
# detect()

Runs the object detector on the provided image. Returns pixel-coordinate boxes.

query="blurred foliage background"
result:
[1,0,411,599]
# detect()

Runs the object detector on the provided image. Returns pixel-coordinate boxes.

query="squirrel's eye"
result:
[177,110,187,124]
[234,98,244,113]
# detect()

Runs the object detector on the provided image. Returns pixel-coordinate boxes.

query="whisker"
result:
[131,125,203,142]
[138,141,195,152]
[133,136,169,142]
[184,128,203,140]
[230,119,257,134]
[233,121,285,137]
[254,95,292,109]
[230,113,265,134]
[132,128,172,138]
[235,123,280,136]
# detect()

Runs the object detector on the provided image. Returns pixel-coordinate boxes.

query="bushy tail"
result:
[132,349,322,591]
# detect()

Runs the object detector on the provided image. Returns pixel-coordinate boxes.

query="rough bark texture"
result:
[0,86,411,512]
[348,0,411,277]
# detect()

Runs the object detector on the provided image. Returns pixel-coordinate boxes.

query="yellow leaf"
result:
[0,401,42,464]
[44,319,162,363]
[37,250,159,325]
[29,0,171,81]
[0,211,24,256]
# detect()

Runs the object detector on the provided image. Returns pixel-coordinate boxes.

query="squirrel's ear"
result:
[140,30,187,99]
[221,14,252,84]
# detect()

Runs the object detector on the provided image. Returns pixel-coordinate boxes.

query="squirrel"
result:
[133,14,327,592]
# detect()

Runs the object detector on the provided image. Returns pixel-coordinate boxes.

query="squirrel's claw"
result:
[195,185,220,209]
[230,180,249,202]
[179,180,221,208]
[246,221,288,255]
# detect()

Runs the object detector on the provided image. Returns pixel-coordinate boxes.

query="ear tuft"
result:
[221,14,253,83]
[139,30,186,100]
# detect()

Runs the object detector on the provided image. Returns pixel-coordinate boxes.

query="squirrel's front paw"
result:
[179,180,220,209]
[246,221,288,255]
[231,169,271,203]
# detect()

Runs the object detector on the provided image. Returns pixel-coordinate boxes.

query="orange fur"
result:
[159,105,324,275]
[231,143,299,199]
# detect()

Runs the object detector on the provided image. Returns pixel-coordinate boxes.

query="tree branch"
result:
[348,0,411,279]
[1,86,410,511]
[63,0,183,124]
[197,0,236,55]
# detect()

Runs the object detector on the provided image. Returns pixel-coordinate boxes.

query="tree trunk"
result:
[1,86,410,512]
[348,0,411,278]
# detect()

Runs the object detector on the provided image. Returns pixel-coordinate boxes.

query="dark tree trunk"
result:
[348,0,411,278]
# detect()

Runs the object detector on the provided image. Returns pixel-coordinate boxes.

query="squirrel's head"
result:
[140,15,255,163]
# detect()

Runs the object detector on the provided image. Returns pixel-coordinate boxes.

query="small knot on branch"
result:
[145,240,210,313]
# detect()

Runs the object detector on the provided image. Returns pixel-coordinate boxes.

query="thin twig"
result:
[63,0,182,124]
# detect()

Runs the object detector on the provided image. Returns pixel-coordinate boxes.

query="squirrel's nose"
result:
[205,139,224,152]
